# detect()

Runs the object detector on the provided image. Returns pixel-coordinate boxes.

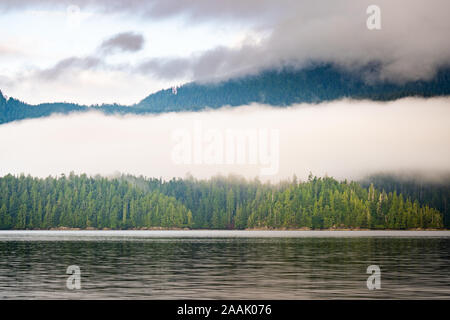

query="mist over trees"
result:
[0,173,444,230]
[362,173,450,228]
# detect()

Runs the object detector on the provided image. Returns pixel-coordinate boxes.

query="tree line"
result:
[361,173,450,228]
[0,174,192,229]
[0,173,444,230]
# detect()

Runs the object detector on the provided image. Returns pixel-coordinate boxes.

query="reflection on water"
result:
[0,231,449,299]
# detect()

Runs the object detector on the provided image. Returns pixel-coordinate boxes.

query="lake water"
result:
[0,230,449,299]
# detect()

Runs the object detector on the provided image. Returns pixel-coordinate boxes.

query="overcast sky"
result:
[1,0,449,105]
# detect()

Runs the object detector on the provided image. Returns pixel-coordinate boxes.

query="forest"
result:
[0,173,445,230]
[1,64,450,125]
[361,173,449,228]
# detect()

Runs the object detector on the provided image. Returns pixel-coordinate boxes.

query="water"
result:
[0,230,449,299]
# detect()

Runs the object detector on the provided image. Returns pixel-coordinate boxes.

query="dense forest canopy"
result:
[0,173,445,230]
[1,64,450,125]
[361,173,450,228]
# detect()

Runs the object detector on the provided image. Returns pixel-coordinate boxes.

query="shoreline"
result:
[1,227,446,231]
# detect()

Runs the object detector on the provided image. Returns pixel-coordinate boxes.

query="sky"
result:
[1,0,450,105]
[1,97,449,182]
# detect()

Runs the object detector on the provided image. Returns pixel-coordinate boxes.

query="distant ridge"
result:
[1,64,450,124]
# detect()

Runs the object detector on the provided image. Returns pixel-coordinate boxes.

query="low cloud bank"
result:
[0,97,449,182]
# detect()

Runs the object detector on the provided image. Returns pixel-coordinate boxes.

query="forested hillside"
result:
[0,173,444,230]
[361,173,450,228]
[136,65,450,111]
[1,64,450,124]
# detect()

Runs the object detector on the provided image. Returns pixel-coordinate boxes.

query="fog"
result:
[0,97,449,182]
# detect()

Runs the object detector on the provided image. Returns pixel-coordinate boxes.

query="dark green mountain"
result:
[136,65,450,111]
[1,64,450,125]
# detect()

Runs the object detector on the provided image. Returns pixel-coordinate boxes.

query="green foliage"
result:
[137,65,450,112]
[0,173,192,230]
[362,173,450,228]
[0,173,444,230]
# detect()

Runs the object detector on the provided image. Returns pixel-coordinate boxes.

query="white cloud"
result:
[2,0,450,104]
[1,69,172,105]
[0,97,449,181]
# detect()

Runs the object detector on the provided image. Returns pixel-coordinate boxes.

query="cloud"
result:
[0,97,449,182]
[2,1,450,83]
[37,56,103,80]
[0,0,285,23]
[134,0,450,83]
[136,45,263,81]
[34,31,144,81]
[13,69,171,106]
[99,32,144,54]
[0,44,22,56]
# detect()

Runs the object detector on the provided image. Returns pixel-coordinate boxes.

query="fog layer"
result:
[0,97,449,182]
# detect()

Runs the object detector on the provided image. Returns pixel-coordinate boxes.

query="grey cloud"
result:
[122,0,450,83]
[35,31,144,80]
[99,32,144,54]
[0,0,284,24]
[136,45,270,81]
[5,1,450,83]
[138,57,190,80]
[37,56,103,80]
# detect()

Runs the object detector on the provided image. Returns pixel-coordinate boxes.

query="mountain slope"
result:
[1,64,450,124]
[136,65,450,112]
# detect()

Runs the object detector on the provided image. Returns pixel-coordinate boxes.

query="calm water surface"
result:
[0,230,449,299]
